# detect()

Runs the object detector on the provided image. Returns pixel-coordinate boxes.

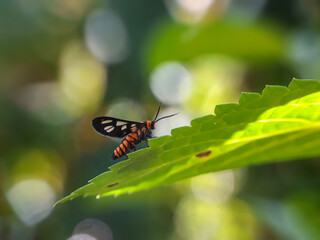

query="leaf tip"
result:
[214,103,237,116]
[54,193,77,207]
[239,92,261,105]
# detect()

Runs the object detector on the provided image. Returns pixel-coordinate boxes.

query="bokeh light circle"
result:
[85,10,129,64]
[185,55,245,116]
[290,30,320,78]
[68,234,97,240]
[6,179,56,226]
[177,0,216,13]
[69,218,113,240]
[58,41,107,116]
[150,61,192,105]
[165,0,230,24]
[174,197,258,240]
[191,171,235,203]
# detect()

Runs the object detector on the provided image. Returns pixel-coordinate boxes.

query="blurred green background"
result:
[1,0,320,239]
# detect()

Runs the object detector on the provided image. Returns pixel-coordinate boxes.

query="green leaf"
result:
[56,79,320,205]
[144,19,286,72]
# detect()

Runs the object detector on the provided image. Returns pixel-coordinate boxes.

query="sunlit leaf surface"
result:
[56,79,320,204]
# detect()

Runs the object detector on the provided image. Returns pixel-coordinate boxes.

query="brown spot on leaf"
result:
[107,182,119,188]
[196,150,212,158]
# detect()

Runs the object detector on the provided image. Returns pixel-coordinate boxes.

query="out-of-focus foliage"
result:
[57,79,320,203]
[251,191,320,240]
[1,0,320,239]
[144,19,286,72]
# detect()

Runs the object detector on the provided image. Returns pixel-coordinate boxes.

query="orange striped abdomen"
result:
[111,131,142,160]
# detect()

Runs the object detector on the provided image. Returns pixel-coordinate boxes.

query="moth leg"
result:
[128,141,136,151]
[146,140,150,147]
[141,131,148,141]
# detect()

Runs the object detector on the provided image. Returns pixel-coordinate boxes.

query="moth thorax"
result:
[146,121,150,129]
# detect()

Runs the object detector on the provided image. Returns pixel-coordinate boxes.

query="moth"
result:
[92,104,178,160]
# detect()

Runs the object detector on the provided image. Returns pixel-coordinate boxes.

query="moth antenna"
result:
[155,112,179,123]
[153,103,162,122]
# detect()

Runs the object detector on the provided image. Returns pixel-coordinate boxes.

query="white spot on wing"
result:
[102,120,113,124]
[121,125,127,130]
[105,126,114,132]
[116,121,127,126]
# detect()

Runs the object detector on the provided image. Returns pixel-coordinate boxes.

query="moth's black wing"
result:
[92,117,142,138]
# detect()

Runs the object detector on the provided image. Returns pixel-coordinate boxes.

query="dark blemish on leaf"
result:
[107,182,119,188]
[196,151,212,158]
